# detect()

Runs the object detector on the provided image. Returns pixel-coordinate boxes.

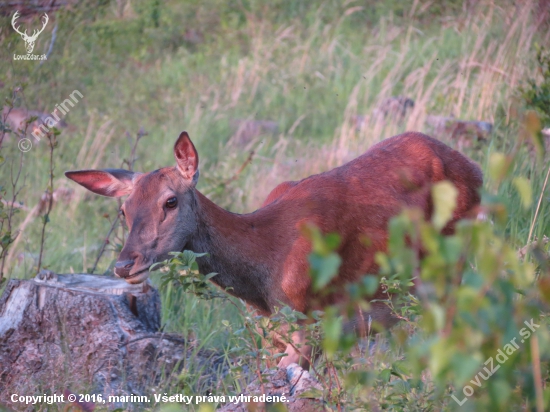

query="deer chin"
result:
[122,268,151,284]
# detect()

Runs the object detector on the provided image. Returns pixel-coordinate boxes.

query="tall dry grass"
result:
[198,1,545,210]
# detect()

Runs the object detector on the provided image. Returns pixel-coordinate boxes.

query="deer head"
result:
[65,132,200,284]
[12,11,49,54]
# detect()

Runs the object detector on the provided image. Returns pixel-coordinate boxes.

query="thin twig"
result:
[90,215,119,274]
[271,324,329,389]
[119,333,187,348]
[0,199,29,211]
[36,132,56,273]
[202,150,256,197]
[37,131,56,272]
[330,363,342,411]
[0,90,26,280]
[527,164,550,244]
[0,152,25,281]
[0,106,12,148]
[221,150,255,187]
[225,299,267,396]
[531,336,544,412]
[92,128,146,272]
[288,368,306,397]
[123,127,148,171]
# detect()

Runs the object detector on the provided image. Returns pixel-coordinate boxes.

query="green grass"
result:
[1,0,550,410]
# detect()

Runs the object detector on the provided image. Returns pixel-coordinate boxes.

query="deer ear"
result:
[65,169,139,197]
[174,131,199,184]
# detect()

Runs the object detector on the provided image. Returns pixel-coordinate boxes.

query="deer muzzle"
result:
[114,260,134,278]
[114,258,151,284]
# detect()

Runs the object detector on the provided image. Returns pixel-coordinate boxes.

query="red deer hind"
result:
[66,131,482,368]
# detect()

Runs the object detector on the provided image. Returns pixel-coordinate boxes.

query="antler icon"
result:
[12,11,49,54]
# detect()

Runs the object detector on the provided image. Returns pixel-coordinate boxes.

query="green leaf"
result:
[429,338,453,377]
[361,275,379,296]
[512,177,533,209]
[390,379,411,395]
[451,353,481,386]
[431,181,458,230]
[420,303,445,333]
[322,307,342,357]
[149,262,162,271]
[379,368,391,383]
[309,253,341,291]
[392,360,410,378]
[488,152,511,182]
[488,379,511,407]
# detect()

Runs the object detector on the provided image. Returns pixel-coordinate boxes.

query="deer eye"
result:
[166,197,178,209]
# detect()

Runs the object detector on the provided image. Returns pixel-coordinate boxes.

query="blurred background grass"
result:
[1,0,550,400]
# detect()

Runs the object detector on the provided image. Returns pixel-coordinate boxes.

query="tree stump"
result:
[0,271,225,410]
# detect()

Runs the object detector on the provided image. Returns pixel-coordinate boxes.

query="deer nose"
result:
[114,260,134,278]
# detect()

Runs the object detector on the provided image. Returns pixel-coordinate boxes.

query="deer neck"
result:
[187,190,276,314]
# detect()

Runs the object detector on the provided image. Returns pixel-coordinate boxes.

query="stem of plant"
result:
[527,164,550,244]
[37,131,56,273]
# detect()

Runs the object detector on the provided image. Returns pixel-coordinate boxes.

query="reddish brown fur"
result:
[66,131,483,368]
[229,132,482,314]
[196,132,482,365]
